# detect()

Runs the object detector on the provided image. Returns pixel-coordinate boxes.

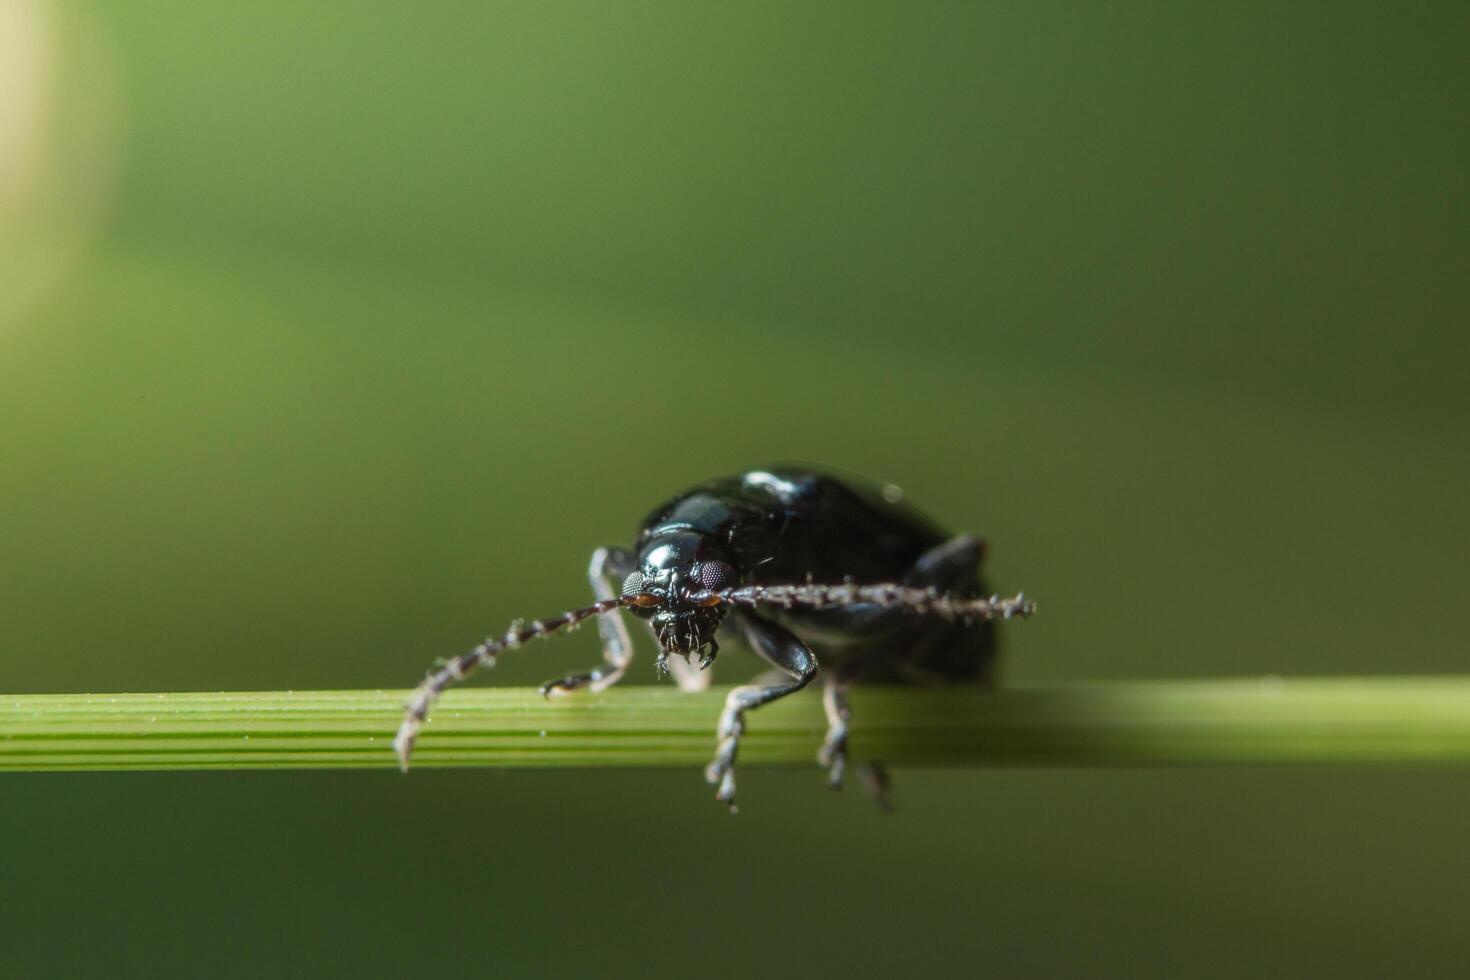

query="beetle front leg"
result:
[705,612,817,812]
[538,546,637,697]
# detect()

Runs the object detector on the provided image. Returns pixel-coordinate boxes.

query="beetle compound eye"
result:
[620,573,661,608]
[699,560,738,592]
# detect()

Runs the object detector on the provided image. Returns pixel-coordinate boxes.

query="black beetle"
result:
[394,466,1034,810]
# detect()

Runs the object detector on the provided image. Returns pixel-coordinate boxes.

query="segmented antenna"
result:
[393,597,628,771]
[691,582,1036,621]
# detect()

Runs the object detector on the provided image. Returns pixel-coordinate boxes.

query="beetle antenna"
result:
[393,596,633,771]
[689,583,1036,621]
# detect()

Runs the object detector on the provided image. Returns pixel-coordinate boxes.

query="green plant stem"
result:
[3,677,1469,772]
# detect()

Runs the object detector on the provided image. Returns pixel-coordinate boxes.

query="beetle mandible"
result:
[393,467,1035,811]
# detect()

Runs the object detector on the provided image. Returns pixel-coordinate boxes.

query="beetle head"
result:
[622,532,741,662]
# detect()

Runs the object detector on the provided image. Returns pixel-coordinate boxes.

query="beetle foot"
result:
[712,769,738,813]
[538,658,623,696]
[537,672,592,698]
[817,733,848,790]
[703,756,739,813]
[705,712,744,813]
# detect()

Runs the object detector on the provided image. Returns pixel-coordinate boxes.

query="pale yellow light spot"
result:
[0,1,121,341]
[0,0,50,205]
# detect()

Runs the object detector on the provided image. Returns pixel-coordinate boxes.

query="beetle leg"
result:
[705,612,817,812]
[817,677,850,789]
[858,762,895,813]
[905,534,986,588]
[538,546,637,697]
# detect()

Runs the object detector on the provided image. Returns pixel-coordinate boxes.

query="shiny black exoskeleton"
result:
[395,467,1035,811]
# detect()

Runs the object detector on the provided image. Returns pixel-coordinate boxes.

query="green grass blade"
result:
[3,678,1469,772]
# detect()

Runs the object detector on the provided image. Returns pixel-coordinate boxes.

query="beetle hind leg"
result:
[858,762,895,813]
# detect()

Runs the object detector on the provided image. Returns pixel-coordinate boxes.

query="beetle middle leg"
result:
[538,546,638,697]
[817,677,851,789]
[705,612,817,812]
[817,682,893,809]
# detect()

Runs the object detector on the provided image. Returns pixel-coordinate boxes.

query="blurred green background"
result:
[2,2,1467,976]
